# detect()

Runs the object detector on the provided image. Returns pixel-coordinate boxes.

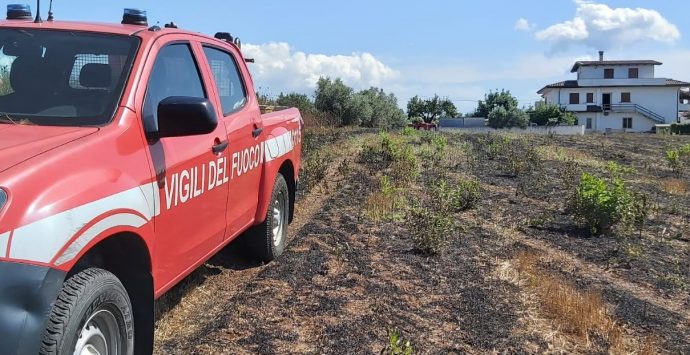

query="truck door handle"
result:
[212,140,229,154]
[252,127,264,138]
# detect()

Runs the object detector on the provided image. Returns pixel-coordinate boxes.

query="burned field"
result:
[154,129,690,354]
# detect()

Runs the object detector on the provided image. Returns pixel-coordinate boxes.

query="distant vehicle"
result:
[408,122,438,131]
[0,6,302,354]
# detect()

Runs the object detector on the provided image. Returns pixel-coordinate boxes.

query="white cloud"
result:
[242,42,398,94]
[536,0,680,52]
[515,18,535,32]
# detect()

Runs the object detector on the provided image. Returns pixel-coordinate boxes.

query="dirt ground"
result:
[153,129,690,354]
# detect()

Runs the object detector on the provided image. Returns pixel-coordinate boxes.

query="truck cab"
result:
[0,7,302,354]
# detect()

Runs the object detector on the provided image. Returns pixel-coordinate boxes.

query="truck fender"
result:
[254,128,299,224]
[6,178,158,270]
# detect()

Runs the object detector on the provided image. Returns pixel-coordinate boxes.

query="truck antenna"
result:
[47,0,54,21]
[34,0,42,23]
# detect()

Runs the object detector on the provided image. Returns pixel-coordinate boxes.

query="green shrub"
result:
[488,106,529,129]
[431,135,447,153]
[408,207,455,255]
[401,127,416,136]
[569,173,647,235]
[477,133,510,160]
[606,161,636,177]
[505,138,542,178]
[390,144,419,186]
[433,178,481,212]
[665,144,690,176]
[419,131,434,145]
[383,328,414,355]
[360,133,419,185]
[670,123,690,135]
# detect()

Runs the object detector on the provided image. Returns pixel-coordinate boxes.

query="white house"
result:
[538,52,690,133]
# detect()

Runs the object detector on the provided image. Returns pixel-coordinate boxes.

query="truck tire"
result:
[40,268,134,355]
[249,173,290,262]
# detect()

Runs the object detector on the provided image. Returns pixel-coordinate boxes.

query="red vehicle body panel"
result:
[0,20,302,299]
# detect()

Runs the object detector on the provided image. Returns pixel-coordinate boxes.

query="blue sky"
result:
[31,0,690,113]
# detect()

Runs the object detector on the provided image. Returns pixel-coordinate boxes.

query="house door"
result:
[602,93,611,111]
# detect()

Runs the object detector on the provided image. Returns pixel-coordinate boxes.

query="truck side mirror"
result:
[153,96,218,139]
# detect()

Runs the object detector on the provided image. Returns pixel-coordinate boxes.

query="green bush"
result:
[401,127,416,136]
[408,207,455,255]
[487,106,529,129]
[505,138,542,178]
[383,328,414,355]
[431,135,447,153]
[569,173,647,235]
[665,144,690,176]
[359,133,419,185]
[418,131,434,145]
[670,123,690,135]
[477,133,510,160]
[433,178,481,212]
[528,103,577,126]
[390,144,419,186]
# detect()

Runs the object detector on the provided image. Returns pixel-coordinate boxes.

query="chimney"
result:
[599,51,604,61]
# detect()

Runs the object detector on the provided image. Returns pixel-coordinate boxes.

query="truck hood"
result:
[0,125,98,173]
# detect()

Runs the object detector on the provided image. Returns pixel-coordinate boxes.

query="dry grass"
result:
[364,189,405,221]
[660,178,689,195]
[365,191,395,221]
[515,251,627,352]
[537,145,606,169]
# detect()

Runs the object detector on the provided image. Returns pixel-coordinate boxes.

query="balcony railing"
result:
[607,104,665,123]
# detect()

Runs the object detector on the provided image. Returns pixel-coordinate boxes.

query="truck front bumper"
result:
[0,262,66,354]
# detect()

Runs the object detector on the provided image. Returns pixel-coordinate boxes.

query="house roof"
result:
[537,79,690,95]
[571,60,662,73]
[666,79,690,86]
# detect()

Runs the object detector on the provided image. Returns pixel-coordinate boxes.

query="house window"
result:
[586,118,592,129]
[604,68,614,79]
[623,117,633,129]
[586,93,594,103]
[621,92,631,103]
[629,68,639,79]
[569,93,580,104]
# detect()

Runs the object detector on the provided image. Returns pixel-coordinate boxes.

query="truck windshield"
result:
[0,29,138,126]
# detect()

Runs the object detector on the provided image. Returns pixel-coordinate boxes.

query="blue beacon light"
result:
[7,4,32,20]
[122,8,148,26]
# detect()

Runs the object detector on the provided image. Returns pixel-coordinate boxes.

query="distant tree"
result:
[474,89,519,118]
[314,77,405,128]
[406,95,458,123]
[488,106,529,128]
[315,77,354,123]
[276,92,315,114]
[358,87,407,129]
[528,103,577,126]
[341,92,370,126]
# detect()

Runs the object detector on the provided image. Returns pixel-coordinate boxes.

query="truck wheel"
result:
[249,173,290,262]
[40,268,134,355]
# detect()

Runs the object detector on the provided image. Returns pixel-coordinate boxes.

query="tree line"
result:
[259,78,576,129]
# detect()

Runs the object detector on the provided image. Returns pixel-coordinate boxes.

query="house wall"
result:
[574,112,654,133]
[577,64,655,80]
[552,86,680,123]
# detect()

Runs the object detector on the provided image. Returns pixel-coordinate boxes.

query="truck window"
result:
[202,46,247,115]
[143,43,206,133]
[0,29,138,126]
